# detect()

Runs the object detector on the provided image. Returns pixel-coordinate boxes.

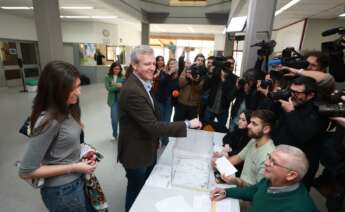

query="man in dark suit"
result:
[118,45,202,212]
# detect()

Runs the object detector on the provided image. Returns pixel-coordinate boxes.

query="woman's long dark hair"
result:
[31,61,81,131]
[108,61,123,78]
[155,55,165,71]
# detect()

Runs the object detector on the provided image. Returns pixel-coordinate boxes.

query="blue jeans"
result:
[110,101,119,138]
[124,164,155,212]
[40,177,94,212]
[158,99,172,145]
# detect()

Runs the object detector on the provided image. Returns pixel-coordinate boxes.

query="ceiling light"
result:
[60,6,94,10]
[339,13,345,17]
[60,16,90,19]
[275,0,301,16]
[187,27,195,33]
[91,16,117,19]
[0,6,33,10]
[226,16,247,32]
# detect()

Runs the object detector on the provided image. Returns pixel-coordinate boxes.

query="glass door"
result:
[0,40,40,88]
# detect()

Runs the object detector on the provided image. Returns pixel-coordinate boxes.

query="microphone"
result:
[251,40,276,48]
[322,27,345,37]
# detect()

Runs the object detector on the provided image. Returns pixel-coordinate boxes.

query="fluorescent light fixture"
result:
[339,13,345,17]
[91,16,117,19]
[275,0,301,16]
[187,27,195,33]
[60,16,90,19]
[60,6,94,10]
[226,16,247,32]
[0,6,33,10]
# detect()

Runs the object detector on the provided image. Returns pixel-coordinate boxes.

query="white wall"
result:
[0,13,141,46]
[117,23,141,46]
[302,18,345,51]
[0,13,37,40]
[272,20,305,53]
[214,34,225,51]
[62,21,118,45]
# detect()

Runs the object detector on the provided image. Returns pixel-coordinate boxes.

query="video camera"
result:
[269,47,309,70]
[251,40,276,57]
[268,89,290,101]
[321,27,345,52]
[318,90,345,117]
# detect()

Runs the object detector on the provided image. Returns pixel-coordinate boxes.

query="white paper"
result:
[193,195,211,212]
[216,199,232,212]
[145,165,171,188]
[155,196,193,212]
[213,145,223,153]
[215,156,237,176]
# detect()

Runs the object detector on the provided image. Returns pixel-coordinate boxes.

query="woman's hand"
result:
[73,160,97,174]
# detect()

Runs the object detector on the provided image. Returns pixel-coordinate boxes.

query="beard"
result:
[248,129,264,139]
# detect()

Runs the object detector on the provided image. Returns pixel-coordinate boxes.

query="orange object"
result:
[172,90,180,97]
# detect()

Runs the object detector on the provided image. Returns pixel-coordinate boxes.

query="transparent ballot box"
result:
[171,129,214,191]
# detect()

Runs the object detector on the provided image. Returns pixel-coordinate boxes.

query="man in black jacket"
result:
[272,76,328,189]
[203,56,238,128]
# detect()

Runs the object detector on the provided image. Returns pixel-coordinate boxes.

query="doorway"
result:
[0,40,40,88]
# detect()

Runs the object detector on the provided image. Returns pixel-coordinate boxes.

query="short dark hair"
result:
[305,51,328,69]
[225,56,235,62]
[194,53,205,64]
[251,109,276,129]
[207,56,215,61]
[291,76,317,94]
[108,61,123,78]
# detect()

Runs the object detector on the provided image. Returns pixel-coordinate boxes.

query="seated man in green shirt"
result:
[219,109,276,187]
[211,145,318,212]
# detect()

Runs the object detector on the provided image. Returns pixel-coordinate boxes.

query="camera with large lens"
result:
[189,63,207,79]
[318,90,345,117]
[268,89,290,101]
[321,27,345,55]
[259,79,273,89]
[269,47,309,70]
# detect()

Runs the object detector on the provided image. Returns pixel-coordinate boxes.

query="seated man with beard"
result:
[220,109,276,187]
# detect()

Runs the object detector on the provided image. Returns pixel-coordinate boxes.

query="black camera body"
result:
[318,90,345,117]
[281,47,309,70]
[260,79,272,89]
[189,64,207,79]
[268,89,290,101]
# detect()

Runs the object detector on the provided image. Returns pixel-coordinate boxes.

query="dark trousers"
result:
[124,164,155,212]
[173,102,198,121]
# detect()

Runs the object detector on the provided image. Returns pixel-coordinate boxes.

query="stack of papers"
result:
[215,156,237,176]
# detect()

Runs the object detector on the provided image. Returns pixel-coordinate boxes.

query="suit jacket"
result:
[118,74,187,169]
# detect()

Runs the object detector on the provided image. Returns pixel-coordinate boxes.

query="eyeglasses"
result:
[289,89,305,95]
[266,153,294,171]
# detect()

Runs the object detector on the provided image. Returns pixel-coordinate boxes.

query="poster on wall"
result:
[79,43,96,66]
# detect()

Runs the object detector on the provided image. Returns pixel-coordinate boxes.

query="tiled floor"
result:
[0,83,328,212]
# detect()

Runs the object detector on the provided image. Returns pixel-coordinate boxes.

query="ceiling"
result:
[0,0,344,35]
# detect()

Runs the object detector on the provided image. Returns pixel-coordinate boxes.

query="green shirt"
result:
[226,179,319,212]
[104,75,125,107]
[239,139,275,185]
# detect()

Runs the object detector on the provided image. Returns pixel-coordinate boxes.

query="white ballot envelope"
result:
[215,156,237,176]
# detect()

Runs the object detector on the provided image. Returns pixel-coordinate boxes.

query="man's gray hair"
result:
[131,45,154,64]
[275,145,309,181]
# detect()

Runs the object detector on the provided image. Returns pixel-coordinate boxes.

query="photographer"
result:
[229,69,260,132]
[272,76,328,190]
[173,54,206,121]
[278,51,335,102]
[203,56,238,128]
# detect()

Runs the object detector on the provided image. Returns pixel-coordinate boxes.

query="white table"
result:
[130,129,240,212]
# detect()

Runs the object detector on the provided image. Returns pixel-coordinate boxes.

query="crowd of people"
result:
[18,45,345,212]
